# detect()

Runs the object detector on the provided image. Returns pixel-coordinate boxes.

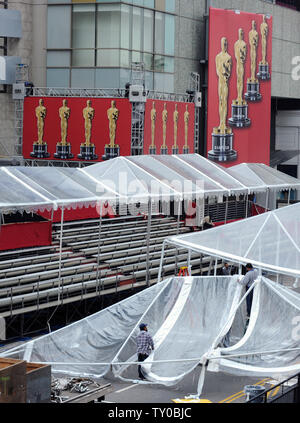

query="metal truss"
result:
[31,87,127,98]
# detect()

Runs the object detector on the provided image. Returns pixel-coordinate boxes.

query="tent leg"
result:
[58,206,64,303]
[158,241,166,283]
[287,188,291,206]
[175,200,181,274]
[96,202,103,295]
[146,200,152,287]
[265,188,269,211]
[214,258,218,276]
[224,196,229,224]
[187,249,192,275]
[245,194,249,218]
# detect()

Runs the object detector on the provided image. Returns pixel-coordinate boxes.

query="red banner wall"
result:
[143,100,195,155]
[23,97,132,161]
[206,8,272,167]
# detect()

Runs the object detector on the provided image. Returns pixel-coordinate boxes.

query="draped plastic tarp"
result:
[227,162,300,192]
[213,277,300,378]
[167,202,300,278]
[2,275,300,386]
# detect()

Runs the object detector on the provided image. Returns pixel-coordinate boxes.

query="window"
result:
[47,2,175,89]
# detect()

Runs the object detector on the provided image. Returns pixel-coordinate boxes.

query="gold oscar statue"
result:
[257,15,271,80]
[245,20,262,101]
[161,102,168,154]
[78,100,98,160]
[183,105,190,154]
[31,98,50,158]
[208,37,237,162]
[104,100,120,159]
[172,104,179,154]
[149,101,157,154]
[229,28,251,128]
[55,99,73,159]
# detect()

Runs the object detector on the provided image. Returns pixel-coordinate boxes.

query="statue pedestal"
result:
[182,146,190,154]
[257,63,270,81]
[229,102,251,128]
[245,80,262,102]
[172,146,179,154]
[78,144,98,160]
[54,143,73,159]
[149,146,156,155]
[160,146,168,155]
[208,129,237,162]
[30,143,50,159]
[102,145,119,160]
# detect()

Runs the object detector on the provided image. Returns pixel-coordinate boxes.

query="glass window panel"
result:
[96,0,120,2]
[72,49,95,67]
[154,12,164,54]
[47,68,70,87]
[120,4,130,49]
[165,0,175,13]
[144,53,154,71]
[120,49,130,67]
[47,6,71,49]
[71,69,95,88]
[164,56,174,73]
[97,49,120,67]
[47,51,70,67]
[145,71,154,90]
[133,0,143,5]
[164,14,174,55]
[97,5,121,49]
[154,72,173,92]
[132,7,142,51]
[144,0,155,8]
[132,51,141,62]
[48,0,71,3]
[144,9,153,53]
[154,54,164,72]
[120,68,131,88]
[72,5,95,49]
[95,68,120,88]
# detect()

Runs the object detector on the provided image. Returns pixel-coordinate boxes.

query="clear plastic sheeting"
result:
[214,277,300,378]
[1,276,300,387]
[113,276,243,385]
[227,162,300,192]
[1,281,169,379]
[0,167,54,214]
[167,202,300,278]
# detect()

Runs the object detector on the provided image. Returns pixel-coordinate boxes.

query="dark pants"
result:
[246,286,254,317]
[138,353,148,379]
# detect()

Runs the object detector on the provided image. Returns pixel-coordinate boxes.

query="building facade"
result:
[1,0,300,177]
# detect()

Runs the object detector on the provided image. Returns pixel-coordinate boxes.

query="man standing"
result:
[136,323,154,380]
[238,263,258,318]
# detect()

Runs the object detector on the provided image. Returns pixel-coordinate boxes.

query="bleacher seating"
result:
[0,215,215,318]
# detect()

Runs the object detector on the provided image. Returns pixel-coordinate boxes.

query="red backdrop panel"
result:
[23,97,132,161]
[143,100,195,154]
[206,8,272,167]
[0,221,52,251]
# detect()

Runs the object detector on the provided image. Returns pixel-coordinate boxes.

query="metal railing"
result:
[247,373,300,403]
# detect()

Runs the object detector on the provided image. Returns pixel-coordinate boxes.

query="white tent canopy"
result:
[227,162,300,193]
[165,202,300,278]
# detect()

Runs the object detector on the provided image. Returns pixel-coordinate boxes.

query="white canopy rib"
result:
[173,155,230,195]
[243,213,271,257]
[2,167,55,206]
[122,157,183,199]
[79,167,122,199]
[194,154,249,192]
[272,213,300,255]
